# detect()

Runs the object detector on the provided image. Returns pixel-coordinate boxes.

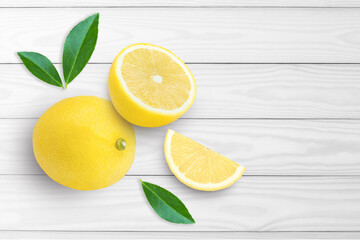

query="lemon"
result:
[164,130,245,191]
[108,43,196,127]
[33,96,136,191]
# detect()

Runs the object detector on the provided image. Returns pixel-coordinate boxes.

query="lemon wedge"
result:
[164,129,245,191]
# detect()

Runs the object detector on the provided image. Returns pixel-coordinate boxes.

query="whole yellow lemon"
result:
[33,96,136,191]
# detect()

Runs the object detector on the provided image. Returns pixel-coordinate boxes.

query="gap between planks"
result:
[4,63,360,64]
[2,118,360,120]
[2,230,360,240]
[4,6,360,9]
[3,0,360,8]
[2,174,360,177]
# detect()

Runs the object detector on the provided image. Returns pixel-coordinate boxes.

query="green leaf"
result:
[17,52,63,88]
[62,13,99,87]
[140,180,195,224]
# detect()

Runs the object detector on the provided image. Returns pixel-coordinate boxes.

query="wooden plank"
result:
[3,8,360,63]
[3,64,360,119]
[1,175,360,231]
[2,119,360,176]
[2,0,360,7]
[2,231,360,240]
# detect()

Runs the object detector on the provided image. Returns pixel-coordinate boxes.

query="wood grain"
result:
[3,64,360,119]
[2,231,360,240]
[2,0,360,7]
[3,8,360,63]
[2,119,360,176]
[1,175,360,231]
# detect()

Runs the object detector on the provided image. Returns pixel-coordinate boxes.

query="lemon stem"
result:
[116,138,127,151]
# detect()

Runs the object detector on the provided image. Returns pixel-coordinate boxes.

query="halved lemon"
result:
[109,43,196,127]
[164,129,246,191]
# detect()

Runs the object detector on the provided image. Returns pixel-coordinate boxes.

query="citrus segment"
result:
[164,130,245,191]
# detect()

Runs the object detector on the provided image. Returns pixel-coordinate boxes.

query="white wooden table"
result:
[1,1,360,239]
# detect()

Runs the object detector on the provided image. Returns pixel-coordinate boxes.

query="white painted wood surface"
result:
[2,119,360,176]
[3,8,360,64]
[1,175,360,231]
[2,64,360,118]
[1,1,360,239]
